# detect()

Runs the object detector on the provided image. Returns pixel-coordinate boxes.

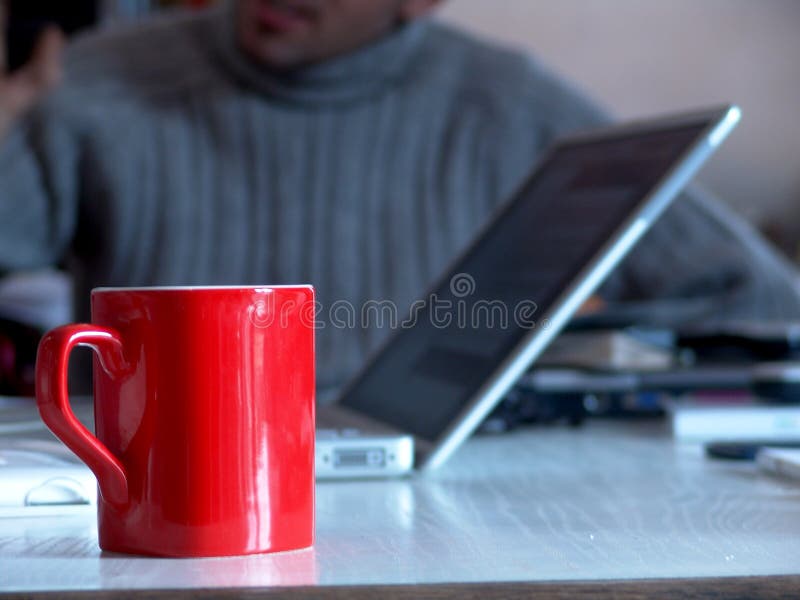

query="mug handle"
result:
[35,324,129,506]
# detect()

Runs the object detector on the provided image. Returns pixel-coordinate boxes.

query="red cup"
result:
[35,286,316,557]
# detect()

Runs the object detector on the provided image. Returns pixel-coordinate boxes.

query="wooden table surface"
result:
[2,419,800,598]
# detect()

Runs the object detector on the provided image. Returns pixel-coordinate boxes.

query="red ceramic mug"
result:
[35,286,316,557]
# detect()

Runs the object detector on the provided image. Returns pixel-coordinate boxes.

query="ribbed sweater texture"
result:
[1,5,799,396]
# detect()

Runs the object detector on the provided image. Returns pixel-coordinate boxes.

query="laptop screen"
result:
[340,118,718,442]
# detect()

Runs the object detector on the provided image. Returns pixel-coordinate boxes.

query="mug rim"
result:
[92,285,314,293]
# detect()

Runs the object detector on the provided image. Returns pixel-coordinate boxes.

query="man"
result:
[1,0,799,398]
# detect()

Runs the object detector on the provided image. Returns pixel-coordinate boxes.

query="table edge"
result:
[3,575,800,600]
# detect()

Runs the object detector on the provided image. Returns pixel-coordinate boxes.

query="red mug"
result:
[35,286,316,557]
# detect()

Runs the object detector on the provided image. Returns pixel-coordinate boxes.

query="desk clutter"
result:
[482,321,800,434]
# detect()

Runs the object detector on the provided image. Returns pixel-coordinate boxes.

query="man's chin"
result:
[240,37,312,71]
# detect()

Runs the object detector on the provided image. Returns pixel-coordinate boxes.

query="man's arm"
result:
[0,2,63,138]
[597,185,800,325]
[0,7,75,274]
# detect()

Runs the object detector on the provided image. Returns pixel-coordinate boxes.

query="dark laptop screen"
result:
[340,120,713,442]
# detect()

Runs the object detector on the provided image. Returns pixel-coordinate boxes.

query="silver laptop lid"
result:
[335,105,741,470]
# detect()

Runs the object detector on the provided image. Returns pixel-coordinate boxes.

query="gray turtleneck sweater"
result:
[1,7,799,396]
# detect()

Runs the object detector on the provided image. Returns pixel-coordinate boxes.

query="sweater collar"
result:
[209,2,427,106]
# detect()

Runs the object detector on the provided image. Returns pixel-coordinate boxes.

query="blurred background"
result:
[4,0,800,260]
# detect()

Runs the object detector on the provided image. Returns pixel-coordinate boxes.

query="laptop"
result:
[0,106,740,495]
[316,105,741,478]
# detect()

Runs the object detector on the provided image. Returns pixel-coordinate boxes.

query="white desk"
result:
[2,420,800,597]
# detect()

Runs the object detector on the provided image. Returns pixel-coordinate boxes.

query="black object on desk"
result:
[705,440,800,460]
[677,321,800,363]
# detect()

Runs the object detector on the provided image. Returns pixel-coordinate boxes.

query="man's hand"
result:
[0,3,64,139]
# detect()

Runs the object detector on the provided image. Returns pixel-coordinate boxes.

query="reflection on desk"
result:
[2,421,800,597]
